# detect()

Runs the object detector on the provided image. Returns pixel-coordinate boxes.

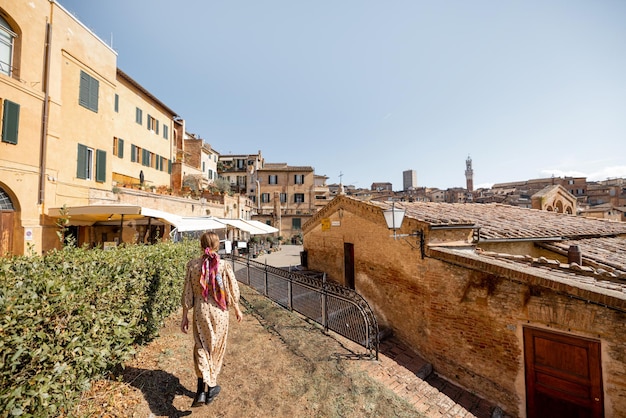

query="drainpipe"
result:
[38,18,53,205]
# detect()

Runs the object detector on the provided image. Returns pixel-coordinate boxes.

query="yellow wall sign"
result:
[321,218,331,231]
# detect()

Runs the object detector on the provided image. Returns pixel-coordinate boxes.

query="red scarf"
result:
[200,248,228,310]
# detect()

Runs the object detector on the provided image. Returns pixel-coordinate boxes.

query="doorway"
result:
[524,327,603,418]
[344,242,354,289]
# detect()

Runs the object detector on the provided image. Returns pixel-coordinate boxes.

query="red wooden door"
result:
[524,327,603,418]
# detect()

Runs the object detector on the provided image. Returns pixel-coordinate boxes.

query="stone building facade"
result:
[303,195,626,417]
[253,163,319,241]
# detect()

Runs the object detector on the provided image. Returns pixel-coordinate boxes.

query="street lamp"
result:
[383,201,405,239]
[383,201,425,258]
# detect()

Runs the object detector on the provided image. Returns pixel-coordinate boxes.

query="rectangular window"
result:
[142,149,153,167]
[131,145,142,164]
[269,175,278,185]
[1,99,20,144]
[113,137,124,158]
[294,174,304,184]
[163,125,168,140]
[114,94,119,112]
[79,71,99,112]
[135,107,143,125]
[236,159,245,169]
[147,115,158,132]
[76,143,94,180]
[292,218,302,230]
[208,169,213,180]
[261,193,270,203]
[294,193,305,203]
[202,162,206,172]
[95,149,106,183]
[280,193,287,203]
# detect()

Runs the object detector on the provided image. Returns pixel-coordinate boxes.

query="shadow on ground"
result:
[119,367,193,417]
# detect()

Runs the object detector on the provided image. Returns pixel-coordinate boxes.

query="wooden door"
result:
[0,211,14,256]
[344,243,355,289]
[524,327,603,418]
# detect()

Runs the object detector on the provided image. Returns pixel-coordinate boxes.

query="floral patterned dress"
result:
[182,257,241,386]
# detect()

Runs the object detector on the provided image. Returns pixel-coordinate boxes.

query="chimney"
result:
[568,245,582,265]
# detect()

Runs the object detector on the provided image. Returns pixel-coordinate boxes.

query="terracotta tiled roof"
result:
[543,237,626,274]
[340,196,626,309]
[370,200,626,240]
[433,247,626,310]
[259,164,314,172]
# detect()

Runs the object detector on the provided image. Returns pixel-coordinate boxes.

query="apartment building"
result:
[113,69,176,190]
[253,163,316,240]
[218,152,264,195]
[0,1,235,255]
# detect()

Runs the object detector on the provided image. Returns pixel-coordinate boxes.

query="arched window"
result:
[0,187,14,210]
[0,15,16,76]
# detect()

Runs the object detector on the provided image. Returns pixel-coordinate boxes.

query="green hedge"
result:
[0,240,198,417]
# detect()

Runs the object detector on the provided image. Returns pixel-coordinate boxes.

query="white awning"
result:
[140,207,183,227]
[175,217,227,232]
[242,219,279,234]
[219,218,269,235]
[48,206,277,236]
[48,205,182,227]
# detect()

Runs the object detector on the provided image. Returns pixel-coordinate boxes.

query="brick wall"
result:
[304,199,626,417]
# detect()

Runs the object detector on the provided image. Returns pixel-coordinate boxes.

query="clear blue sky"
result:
[59,0,626,190]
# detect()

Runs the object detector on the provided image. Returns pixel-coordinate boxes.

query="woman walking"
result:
[181,232,243,407]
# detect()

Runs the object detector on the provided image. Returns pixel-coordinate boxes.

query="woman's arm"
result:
[224,263,243,322]
[181,260,194,333]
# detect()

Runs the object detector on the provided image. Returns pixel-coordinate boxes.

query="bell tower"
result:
[465,155,474,192]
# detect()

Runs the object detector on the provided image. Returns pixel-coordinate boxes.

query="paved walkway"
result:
[256,245,505,418]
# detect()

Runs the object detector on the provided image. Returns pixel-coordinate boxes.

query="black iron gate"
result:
[228,255,379,359]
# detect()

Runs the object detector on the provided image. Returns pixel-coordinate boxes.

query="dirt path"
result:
[70,284,423,418]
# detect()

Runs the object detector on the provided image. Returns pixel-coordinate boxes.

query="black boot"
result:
[206,385,221,403]
[191,378,207,407]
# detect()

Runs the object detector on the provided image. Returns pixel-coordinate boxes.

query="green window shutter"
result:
[2,100,20,144]
[95,149,106,183]
[114,94,119,112]
[79,71,99,112]
[142,149,149,166]
[79,71,90,108]
[131,144,137,162]
[147,114,151,130]
[155,120,159,135]
[76,143,87,179]
[118,138,124,158]
[163,125,168,139]
[168,159,172,174]
[135,108,142,124]
[90,77,99,112]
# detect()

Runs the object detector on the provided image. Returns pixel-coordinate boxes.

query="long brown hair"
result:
[200,231,220,255]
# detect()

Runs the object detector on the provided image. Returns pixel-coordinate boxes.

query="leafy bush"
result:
[0,240,197,417]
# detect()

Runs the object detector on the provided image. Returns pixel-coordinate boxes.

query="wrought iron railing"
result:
[227,255,379,359]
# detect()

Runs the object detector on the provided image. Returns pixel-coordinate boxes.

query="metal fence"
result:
[227,255,379,359]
